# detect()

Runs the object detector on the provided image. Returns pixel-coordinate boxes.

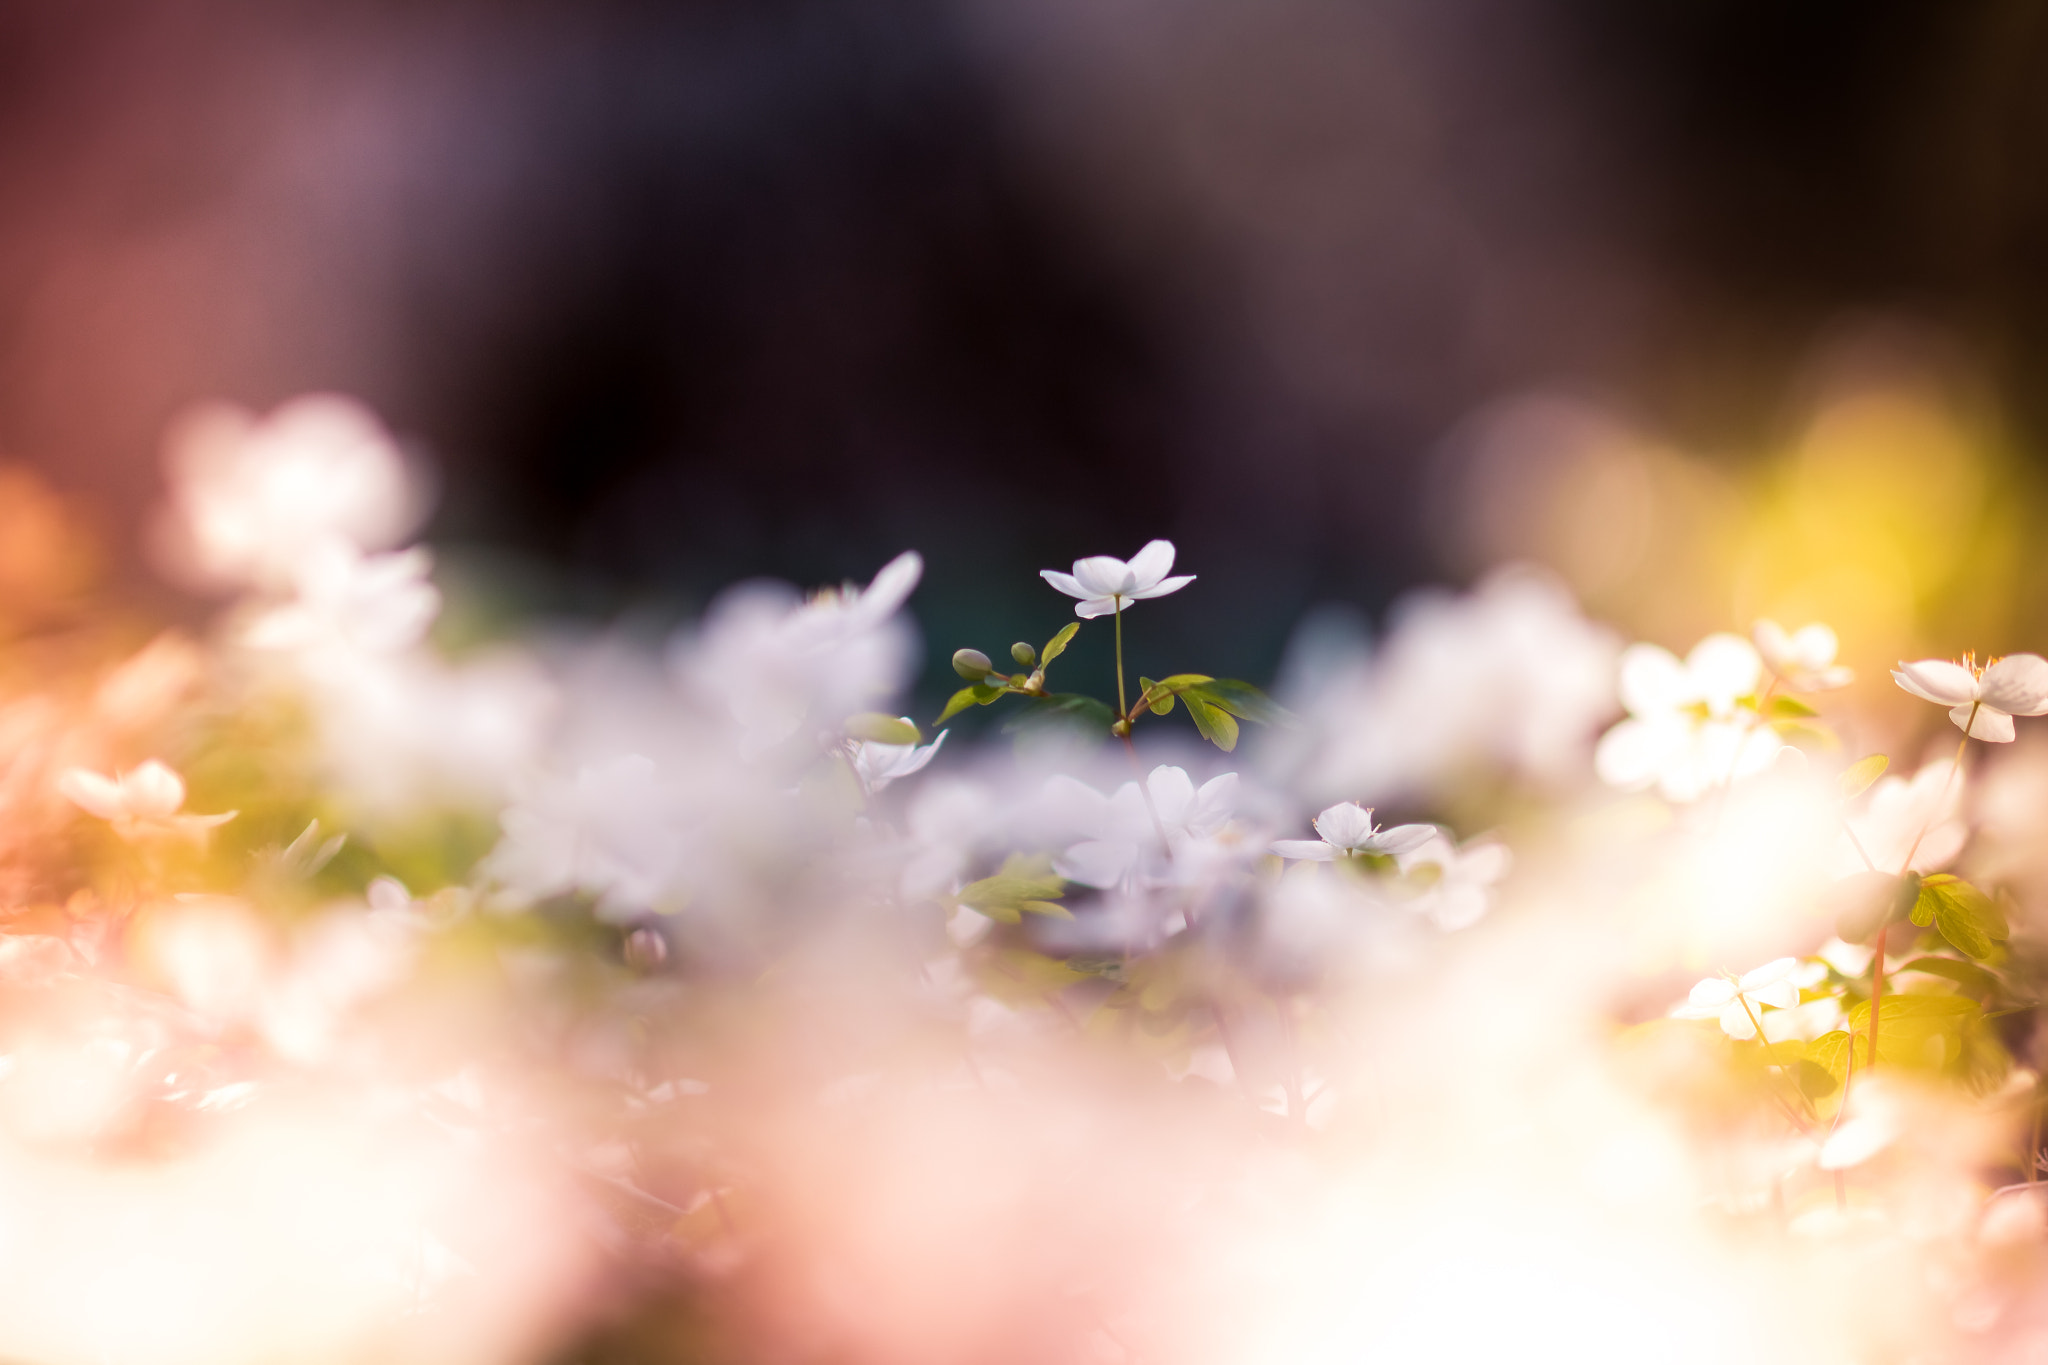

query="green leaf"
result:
[936,684,1007,725]
[1041,622,1080,665]
[1917,876,2008,961]
[1182,692,1240,752]
[1894,956,2000,999]
[1838,754,1888,800]
[1001,693,1116,737]
[1186,678,1289,725]
[1135,677,1176,717]
[846,712,920,745]
[1766,695,1820,719]
[1846,993,1981,1071]
[1770,718,1839,748]
[956,853,1067,922]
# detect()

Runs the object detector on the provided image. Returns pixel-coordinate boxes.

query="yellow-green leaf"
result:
[1838,754,1888,800]
[846,713,920,745]
[1041,622,1080,664]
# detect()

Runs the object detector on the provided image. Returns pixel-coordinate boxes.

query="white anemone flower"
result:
[1272,802,1435,861]
[243,539,442,656]
[1595,633,1780,801]
[1892,653,2048,742]
[851,726,946,793]
[1040,540,1194,619]
[57,760,235,842]
[1753,620,1853,691]
[1397,833,1511,930]
[1046,765,1238,888]
[1838,757,1966,875]
[1670,958,1801,1039]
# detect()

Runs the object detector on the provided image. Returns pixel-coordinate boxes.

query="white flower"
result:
[1397,833,1511,930]
[1671,958,1801,1039]
[1892,653,2048,743]
[1838,757,1966,875]
[1272,802,1435,861]
[57,760,234,841]
[1595,634,1780,801]
[1047,766,1239,888]
[152,394,429,591]
[1039,540,1194,619]
[1753,620,1853,691]
[682,551,923,743]
[852,726,946,792]
[243,539,441,656]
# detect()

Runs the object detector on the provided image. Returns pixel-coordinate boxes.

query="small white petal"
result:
[1073,596,1121,619]
[56,769,125,821]
[1748,981,1801,1011]
[1366,823,1438,856]
[1129,573,1195,601]
[1686,977,1737,1009]
[1737,957,1799,991]
[1893,659,1977,707]
[1123,539,1177,591]
[1039,569,1087,599]
[1312,802,1376,849]
[1686,633,1763,712]
[125,760,188,818]
[1955,703,2016,742]
[1270,840,1337,861]
[1981,654,2048,716]
[1617,644,1688,716]
[1718,1001,1759,1039]
[1070,555,1137,598]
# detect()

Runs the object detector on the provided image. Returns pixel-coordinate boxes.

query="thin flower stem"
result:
[1114,598,1129,721]
[1736,990,1817,1135]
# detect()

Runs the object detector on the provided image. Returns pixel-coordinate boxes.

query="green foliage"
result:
[1914,874,2008,961]
[1838,754,1888,800]
[1894,956,2000,999]
[954,853,1069,924]
[1041,622,1080,665]
[1765,695,1819,719]
[936,682,1009,724]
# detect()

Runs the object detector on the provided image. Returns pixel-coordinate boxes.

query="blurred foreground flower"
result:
[57,759,234,841]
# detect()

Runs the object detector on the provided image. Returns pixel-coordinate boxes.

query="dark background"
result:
[3,0,2047,696]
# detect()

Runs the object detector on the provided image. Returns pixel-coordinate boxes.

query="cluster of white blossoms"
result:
[11,394,2048,1364]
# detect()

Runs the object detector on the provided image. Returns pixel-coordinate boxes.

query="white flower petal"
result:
[858,551,924,620]
[1954,703,2016,742]
[1718,1001,1759,1039]
[1312,802,1376,849]
[1893,659,1977,707]
[125,760,188,818]
[56,769,125,821]
[1073,596,1121,619]
[1686,977,1737,1009]
[1981,654,2048,716]
[1749,980,1801,1011]
[1737,957,1799,991]
[1129,574,1194,601]
[1685,633,1763,713]
[1124,539,1177,591]
[1789,623,1839,670]
[1070,555,1137,598]
[1270,840,1337,861]
[1039,569,1087,599]
[1366,823,1438,855]
[1617,644,1688,716]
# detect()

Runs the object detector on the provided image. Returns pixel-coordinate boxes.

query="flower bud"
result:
[1011,642,1037,667]
[624,926,669,970]
[952,648,995,680]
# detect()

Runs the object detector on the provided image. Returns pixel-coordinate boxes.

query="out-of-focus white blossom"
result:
[57,759,234,841]
[1752,620,1853,691]
[1596,634,1780,801]
[851,726,946,792]
[153,394,429,591]
[487,755,681,913]
[1670,959,1800,1039]
[1281,566,1619,804]
[1272,802,1434,861]
[1893,653,2048,742]
[1398,833,1510,930]
[1039,540,1193,619]
[1039,765,1240,890]
[1839,756,1965,874]
[680,551,923,743]
[243,540,441,657]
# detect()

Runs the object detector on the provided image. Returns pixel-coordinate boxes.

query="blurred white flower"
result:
[1752,620,1852,691]
[153,394,429,591]
[1892,653,2048,742]
[57,760,234,841]
[1670,958,1800,1039]
[1040,540,1194,619]
[1398,833,1510,930]
[1045,765,1239,889]
[1281,567,1620,804]
[1838,757,1966,874]
[487,756,681,912]
[244,540,441,657]
[852,727,947,792]
[683,551,923,743]
[1595,634,1779,801]
[1273,802,1434,861]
